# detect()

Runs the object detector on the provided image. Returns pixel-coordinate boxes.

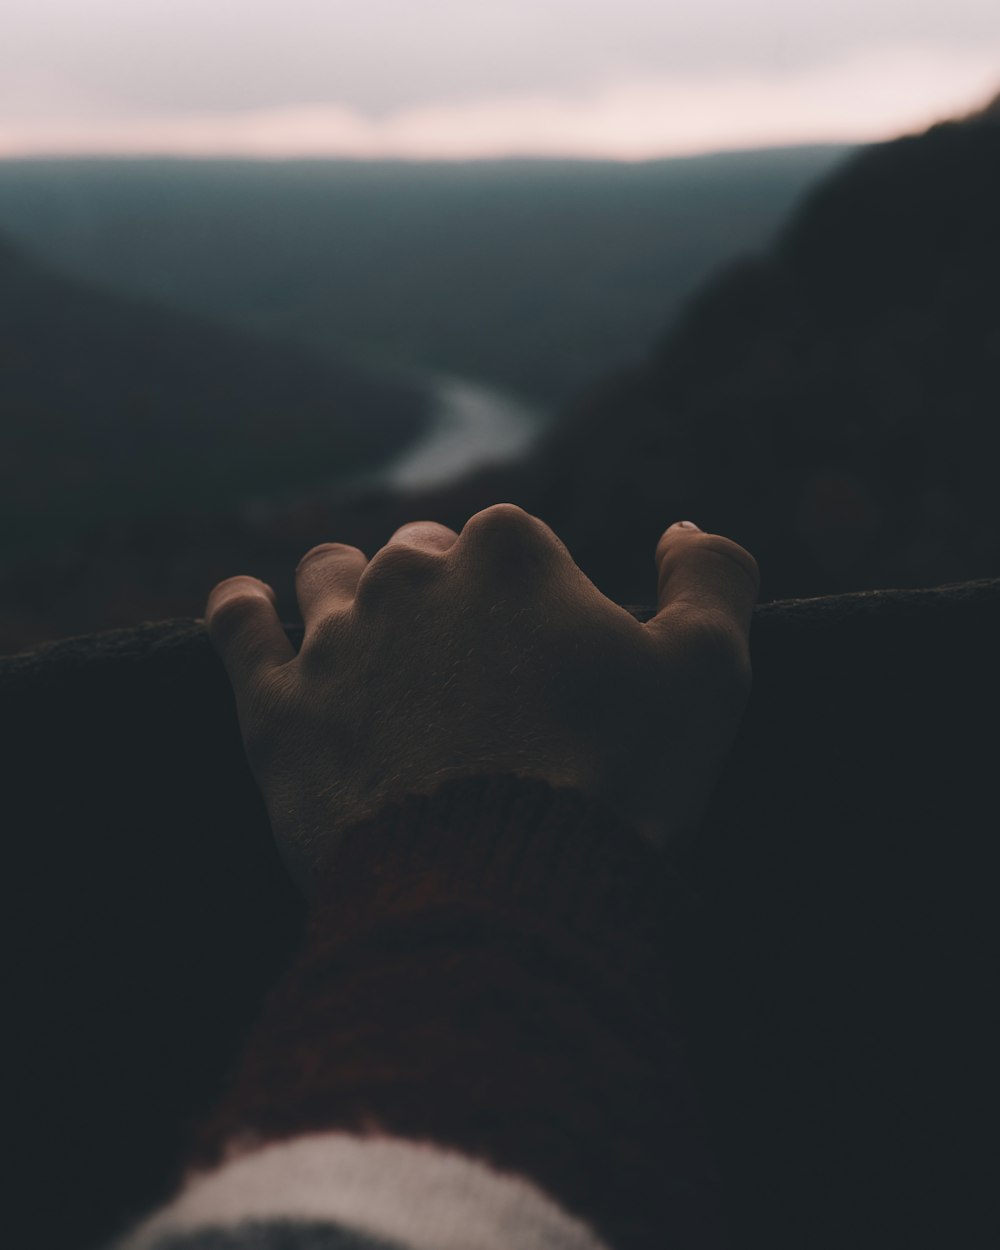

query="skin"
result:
[205,504,760,894]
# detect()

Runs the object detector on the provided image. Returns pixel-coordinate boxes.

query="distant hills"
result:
[171,95,997,609]
[0,236,430,561]
[0,147,850,405]
[2,108,998,650]
[514,93,1000,601]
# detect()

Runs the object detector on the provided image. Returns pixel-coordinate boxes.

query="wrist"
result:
[188,772,721,1250]
[307,771,700,947]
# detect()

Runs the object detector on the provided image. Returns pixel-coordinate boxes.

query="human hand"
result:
[206,505,759,893]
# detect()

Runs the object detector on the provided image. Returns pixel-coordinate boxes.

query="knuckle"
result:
[658,532,760,593]
[697,535,761,590]
[207,587,266,638]
[461,504,550,564]
[355,544,440,602]
[297,542,363,572]
[466,502,535,535]
[391,521,450,542]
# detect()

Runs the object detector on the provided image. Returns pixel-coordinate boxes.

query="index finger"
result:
[205,575,295,698]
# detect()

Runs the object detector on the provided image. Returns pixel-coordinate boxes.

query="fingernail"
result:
[673,520,701,531]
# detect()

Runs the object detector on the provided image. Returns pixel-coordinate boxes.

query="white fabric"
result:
[114,1131,613,1250]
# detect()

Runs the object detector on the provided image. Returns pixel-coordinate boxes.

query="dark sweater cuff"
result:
[186,773,725,1250]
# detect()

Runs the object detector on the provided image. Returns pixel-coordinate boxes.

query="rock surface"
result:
[7,577,999,1249]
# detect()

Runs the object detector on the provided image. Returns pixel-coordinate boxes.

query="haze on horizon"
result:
[2,0,999,160]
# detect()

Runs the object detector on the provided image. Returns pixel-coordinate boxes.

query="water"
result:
[379,374,544,491]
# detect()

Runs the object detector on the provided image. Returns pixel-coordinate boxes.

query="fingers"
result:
[205,576,294,697]
[297,507,560,628]
[648,521,760,644]
[295,542,368,631]
[298,524,456,622]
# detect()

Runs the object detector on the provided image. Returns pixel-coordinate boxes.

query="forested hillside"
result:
[517,93,1000,600]
[0,236,429,560]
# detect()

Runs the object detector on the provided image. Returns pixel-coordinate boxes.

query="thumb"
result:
[647,521,760,644]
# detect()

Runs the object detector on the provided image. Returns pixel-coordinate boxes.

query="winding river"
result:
[375,374,545,492]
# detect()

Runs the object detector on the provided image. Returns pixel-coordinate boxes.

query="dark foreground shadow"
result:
[6,578,999,1250]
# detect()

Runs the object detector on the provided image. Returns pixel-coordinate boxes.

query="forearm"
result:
[116,774,728,1250]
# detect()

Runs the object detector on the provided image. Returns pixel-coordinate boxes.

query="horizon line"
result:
[0,137,861,166]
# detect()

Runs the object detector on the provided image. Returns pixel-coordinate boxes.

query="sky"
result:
[2,0,999,159]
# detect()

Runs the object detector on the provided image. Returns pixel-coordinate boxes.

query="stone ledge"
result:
[6,575,998,674]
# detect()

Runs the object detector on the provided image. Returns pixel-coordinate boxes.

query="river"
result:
[374,374,545,492]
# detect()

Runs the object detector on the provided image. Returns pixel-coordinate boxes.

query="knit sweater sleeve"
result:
[112,773,729,1250]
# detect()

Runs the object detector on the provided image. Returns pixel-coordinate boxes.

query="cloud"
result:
[1,44,997,160]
